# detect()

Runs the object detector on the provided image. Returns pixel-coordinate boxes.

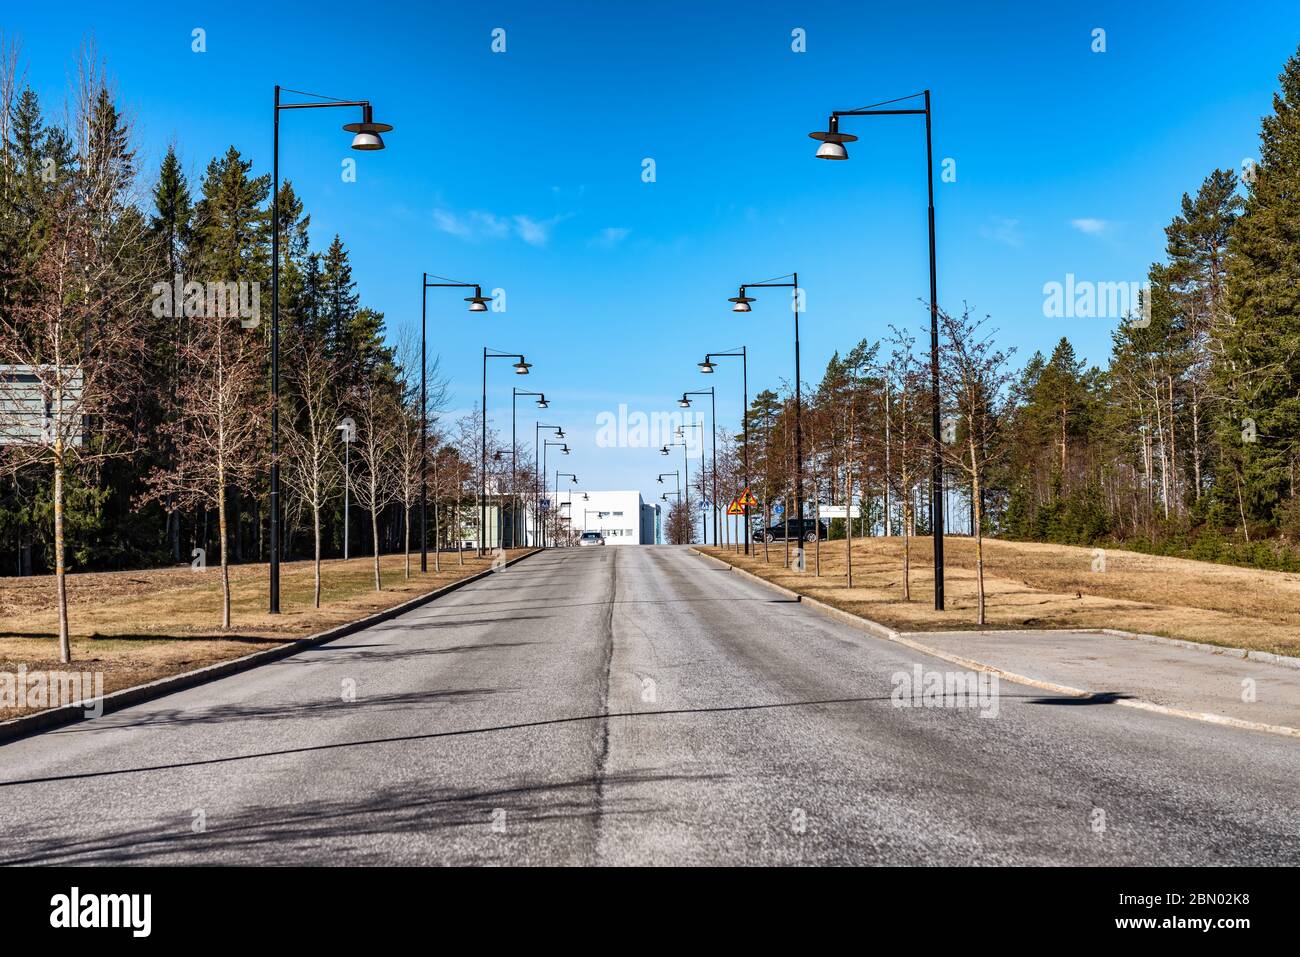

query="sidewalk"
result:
[902,629,1300,732]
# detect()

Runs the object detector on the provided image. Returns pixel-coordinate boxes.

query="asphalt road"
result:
[2,545,1298,865]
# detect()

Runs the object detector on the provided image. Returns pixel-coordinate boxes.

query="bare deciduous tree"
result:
[0,188,147,660]
[350,380,401,590]
[282,334,340,607]
[933,306,1016,625]
[139,306,266,629]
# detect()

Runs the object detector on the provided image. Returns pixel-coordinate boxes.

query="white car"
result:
[578,531,605,547]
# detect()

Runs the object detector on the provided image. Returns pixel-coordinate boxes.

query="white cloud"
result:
[1070,218,1110,236]
[513,215,552,246]
[979,217,1022,248]
[433,208,562,246]
[589,226,630,248]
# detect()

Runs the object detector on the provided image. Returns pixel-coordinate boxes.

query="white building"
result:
[558,490,659,545]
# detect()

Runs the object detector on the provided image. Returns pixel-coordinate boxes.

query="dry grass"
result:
[700,537,1300,656]
[0,549,532,719]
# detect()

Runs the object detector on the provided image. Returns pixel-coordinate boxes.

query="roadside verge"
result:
[691,546,1300,740]
[0,548,542,746]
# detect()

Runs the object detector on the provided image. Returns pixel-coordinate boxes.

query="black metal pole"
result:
[924,90,945,611]
[420,273,427,572]
[480,348,487,556]
[535,424,541,547]
[742,347,749,555]
[710,388,717,546]
[269,85,281,613]
[793,271,804,552]
[511,394,517,550]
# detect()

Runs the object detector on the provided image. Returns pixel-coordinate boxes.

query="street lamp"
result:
[809,90,945,610]
[555,473,577,546]
[269,86,391,613]
[702,348,748,553]
[727,275,802,555]
[493,449,516,551]
[676,420,707,544]
[420,274,493,572]
[511,390,548,548]
[657,471,681,505]
[661,439,690,543]
[336,418,356,560]
[543,439,569,548]
[483,348,529,555]
[680,389,717,546]
[534,423,564,547]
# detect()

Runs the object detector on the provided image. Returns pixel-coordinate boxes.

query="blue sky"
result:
[6,0,1299,504]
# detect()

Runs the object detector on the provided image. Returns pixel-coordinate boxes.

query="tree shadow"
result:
[0,767,729,865]
[1026,692,1133,706]
[48,687,506,733]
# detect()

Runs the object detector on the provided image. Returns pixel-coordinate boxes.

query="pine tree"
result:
[1218,44,1300,530]
[191,146,270,283]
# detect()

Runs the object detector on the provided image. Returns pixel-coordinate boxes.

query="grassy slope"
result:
[700,536,1300,656]
[0,549,531,719]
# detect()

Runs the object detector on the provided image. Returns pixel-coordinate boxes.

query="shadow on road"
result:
[0,768,720,865]
[44,687,506,733]
[1026,692,1133,706]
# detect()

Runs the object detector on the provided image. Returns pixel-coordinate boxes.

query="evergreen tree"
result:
[1219,44,1300,529]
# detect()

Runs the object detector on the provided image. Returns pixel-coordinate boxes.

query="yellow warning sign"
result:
[737,487,759,508]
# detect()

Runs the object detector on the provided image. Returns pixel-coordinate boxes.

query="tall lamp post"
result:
[657,471,681,503]
[492,449,515,550]
[513,390,549,547]
[676,422,706,544]
[543,439,570,547]
[270,86,391,613]
[660,439,690,542]
[534,423,564,546]
[808,90,945,611]
[420,275,492,571]
[679,389,716,545]
[336,418,355,559]
[728,274,803,554]
[700,348,748,553]
[556,472,577,544]
[482,349,531,555]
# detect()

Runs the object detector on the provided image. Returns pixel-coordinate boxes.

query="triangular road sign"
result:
[738,487,759,508]
[726,499,744,516]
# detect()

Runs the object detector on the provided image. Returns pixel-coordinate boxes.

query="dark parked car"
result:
[752,518,828,543]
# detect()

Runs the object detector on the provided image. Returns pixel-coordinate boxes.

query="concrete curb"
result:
[0,549,542,747]
[691,547,1300,740]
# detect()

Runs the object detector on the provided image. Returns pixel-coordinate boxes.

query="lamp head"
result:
[536,396,549,409]
[465,287,491,312]
[513,359,531,374]
[699,359,715,373]
[728,288,755,312]
[809,114,856,160]
[344,104,392,151]
[678,396,691,408]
